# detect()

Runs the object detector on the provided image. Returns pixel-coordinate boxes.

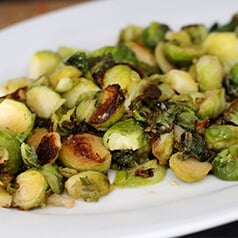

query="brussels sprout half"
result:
[13,169,48,210]
[65,170,111,202]
[59,133,112,172]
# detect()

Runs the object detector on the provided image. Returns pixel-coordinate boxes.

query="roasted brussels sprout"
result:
[12,169,48,210]
[118,24,143,44]
[0,127,22,175]
[28,50,62,79]
[195,55,223,91]
[203,32,238,72]
[113,160,166,187]
[41,163,63,194]
[26,85,65,119]
[225,63,238,97]
[182,24,208,45]
[36,132,61,165]
[152,131,174,165]
[63,77,100,108]
[212,144,238,180]
[163,42,205,67]
[59,133,111,172]
[65,170,110,202]
[0,98,35,135]
[88,84,125,130]
[103,118,148,151]
[169,152,212,182]
[197,89,226,119]
[162,69,198,94]
[49,65,82,92]
[205,125,238,150]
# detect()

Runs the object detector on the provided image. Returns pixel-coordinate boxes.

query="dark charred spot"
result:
[68,134,105,163]
[89,84,125,124]
[37,133,60,165]
[5,87,27,102]
[143,83,161,100]
[135,168,154,178]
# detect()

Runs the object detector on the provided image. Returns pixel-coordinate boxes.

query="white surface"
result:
[1,0,238,237]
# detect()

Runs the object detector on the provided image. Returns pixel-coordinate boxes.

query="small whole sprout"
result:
[0,98,35,135]
[113,160,166,187]
[205,125,238,150]
[169,152,212,182]
[197,88,226,119]
[59,133,112,172]
[212,144,238,180]
[103,118,148,151]
[13,169,48,210]
[195,55,223,91]
[65,170,111,202]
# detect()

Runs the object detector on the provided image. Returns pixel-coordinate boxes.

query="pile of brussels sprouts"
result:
[1,13,238,210]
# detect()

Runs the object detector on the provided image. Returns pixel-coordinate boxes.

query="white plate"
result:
[1,0,238,237]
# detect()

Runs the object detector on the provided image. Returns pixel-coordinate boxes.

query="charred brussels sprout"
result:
[169,152,212,182]
[88,84,125,130]
[212,144,238,180]
[65,170,110,202]
[103,118,148,151]
[12,169,48,210]
[113,160,166,187]
[59,133,111,172]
